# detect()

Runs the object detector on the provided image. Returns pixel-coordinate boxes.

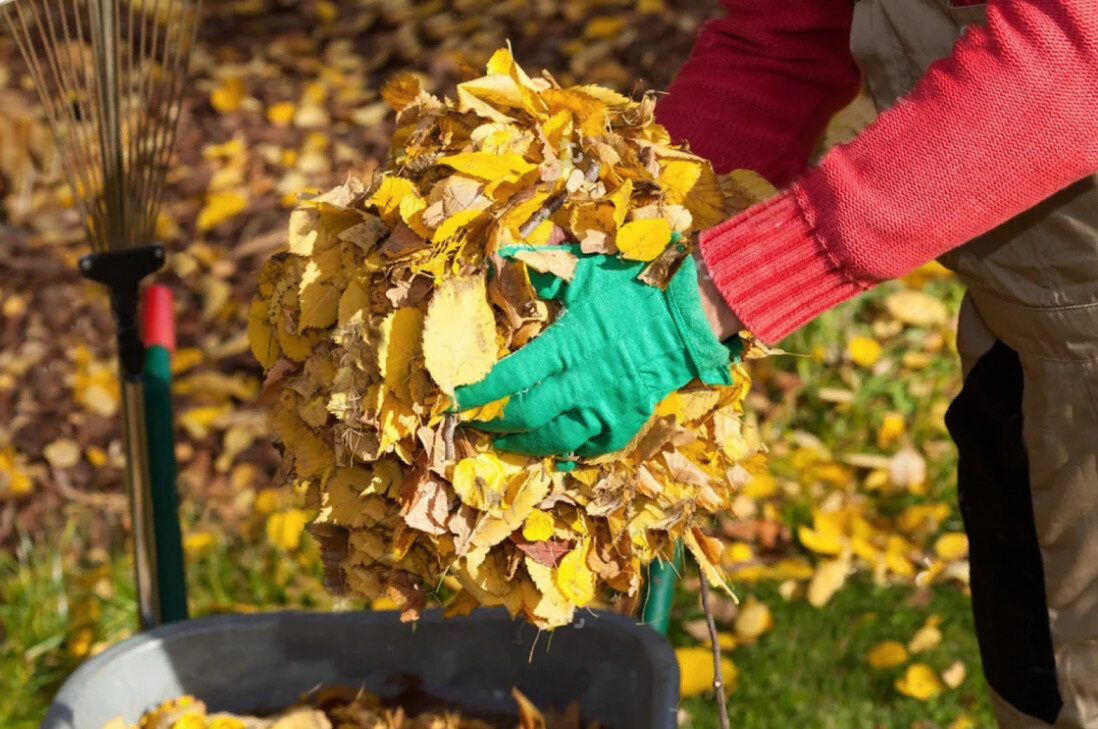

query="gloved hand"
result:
[454,245,736,458]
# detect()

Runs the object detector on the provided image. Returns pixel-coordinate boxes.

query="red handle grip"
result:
[142,284,176,352]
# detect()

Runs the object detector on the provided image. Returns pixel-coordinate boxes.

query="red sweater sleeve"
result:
[700,0,1098,343]
[655,0,861,186]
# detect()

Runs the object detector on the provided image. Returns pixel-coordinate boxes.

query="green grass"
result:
[677,580,991,729]
[1,275,988,728]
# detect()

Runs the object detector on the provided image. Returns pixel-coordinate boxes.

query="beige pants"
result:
[853,1,1098,726]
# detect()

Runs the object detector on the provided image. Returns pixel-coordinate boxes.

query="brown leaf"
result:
[512,534,573,568]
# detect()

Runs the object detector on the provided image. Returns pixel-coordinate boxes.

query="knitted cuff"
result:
[698,187,868,344]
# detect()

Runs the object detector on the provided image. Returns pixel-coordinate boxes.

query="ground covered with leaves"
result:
[0,1,989,727]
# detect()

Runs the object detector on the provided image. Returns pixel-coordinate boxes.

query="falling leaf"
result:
[866,640,909,669]
[423,274,497,394]
[895,663,944,700]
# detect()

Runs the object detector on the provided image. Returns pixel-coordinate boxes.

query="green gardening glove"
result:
[453,245,735,458]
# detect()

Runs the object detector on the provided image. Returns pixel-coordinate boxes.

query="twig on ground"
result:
[699,577,732,729]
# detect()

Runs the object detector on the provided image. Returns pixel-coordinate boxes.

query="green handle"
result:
[641,539,683,635]
[143,343,188,623]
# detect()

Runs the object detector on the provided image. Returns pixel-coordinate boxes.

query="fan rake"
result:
[2,0,201,628]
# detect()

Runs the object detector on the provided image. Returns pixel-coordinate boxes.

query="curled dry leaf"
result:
[249,49,767,629]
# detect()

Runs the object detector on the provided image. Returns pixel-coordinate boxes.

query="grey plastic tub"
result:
[41,608,678,729]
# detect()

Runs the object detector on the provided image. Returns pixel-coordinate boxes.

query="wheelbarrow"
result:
[41,288,683,729]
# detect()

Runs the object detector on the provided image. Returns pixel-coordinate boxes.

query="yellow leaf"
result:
[43,438,81,469]
[183,531,217,559]
[734,597,772,641]
[722,541,754,565]
[436,152,537,181]
[676,647,737,698]
[942,660,966,689]
[197,191,248,232]
[885,289,949,328]
[423,274,498,394]
[431,208,487,243]
[934,532,969,561]
[848,335,881,367]
[522,509,555,542]
[865,640,909,669]
[555,539,596,607]
[722,169,778,207]
[0,447,33,497]
[247,299,280,370]
[267,101,296,127]
[179,404,231,440]
[298,247,342,330]
[660,160,702,206]
[949,714,976,729]
[210,77,245,113]
[616,219,671,262]
[584,16,626,38]
[807,556,849,607]
[908,622,942,653]
[743,471,777,499]
[381,72,423,112]
[452,453,507,511]
[895,663,944,700]
[266,509,310,551]
[458,395,510,424]
[379,307,425,404]
[684,526,735,598]
[877,412,906,448]
[798,525,844,556]
[338,278,368,328]
[368,175,420,225]
[287,208,320,256]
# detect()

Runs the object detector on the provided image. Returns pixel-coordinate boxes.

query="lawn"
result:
[1,273,991,728]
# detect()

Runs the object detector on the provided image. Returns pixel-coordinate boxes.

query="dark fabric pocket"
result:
[945,340,1062,725]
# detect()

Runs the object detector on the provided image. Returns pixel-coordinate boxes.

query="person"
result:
[455,1,1098,727]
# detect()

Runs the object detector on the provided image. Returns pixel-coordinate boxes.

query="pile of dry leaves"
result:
[104,686,591,729]
[250,48,773,628]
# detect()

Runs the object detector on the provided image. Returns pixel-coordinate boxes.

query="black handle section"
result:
[79,245,166,380]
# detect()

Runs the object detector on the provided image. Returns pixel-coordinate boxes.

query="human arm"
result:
[656,0,861,186]
[700,0,1098,343]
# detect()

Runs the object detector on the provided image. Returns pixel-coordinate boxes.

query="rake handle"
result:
[81,244,166,629]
